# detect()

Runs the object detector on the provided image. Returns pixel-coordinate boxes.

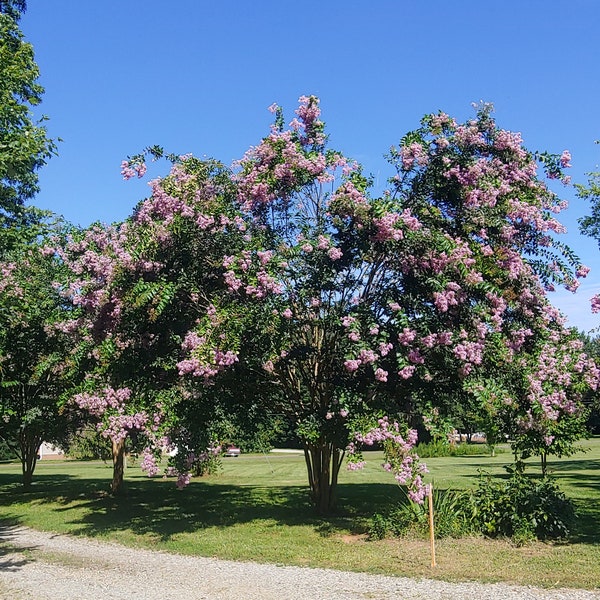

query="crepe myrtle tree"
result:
[173,97,595,513]
[59,157,248,494]
[0,213,78,487]
[464,313,598,475]
[386,106,598,472]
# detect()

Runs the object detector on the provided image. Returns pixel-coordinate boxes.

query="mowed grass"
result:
[1,441,600,589]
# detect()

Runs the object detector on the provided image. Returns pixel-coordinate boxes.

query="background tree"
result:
[0,1,27,20]
[0,0,57,252]
[577,164,600,319]
[0,213,78,487]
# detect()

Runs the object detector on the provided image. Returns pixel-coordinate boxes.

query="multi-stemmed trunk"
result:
[303,440,345,515]
[19,428,42,489]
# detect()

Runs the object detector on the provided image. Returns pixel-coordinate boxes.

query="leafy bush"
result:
[416,440,501,458]
[0,439,16,461]
[471,470,575,542]
[190,453,222,477]
[65,426,112,461]
[369,488,475,540]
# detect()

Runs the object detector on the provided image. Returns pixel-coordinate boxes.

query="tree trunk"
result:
[303,441,345,515]
[111,438,126,495]
[19,428,41,489]
[541,451,548,477]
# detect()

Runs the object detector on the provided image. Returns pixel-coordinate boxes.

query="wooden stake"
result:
[428,484,436,568]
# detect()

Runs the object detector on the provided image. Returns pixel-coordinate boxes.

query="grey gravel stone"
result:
[1,526,599,600]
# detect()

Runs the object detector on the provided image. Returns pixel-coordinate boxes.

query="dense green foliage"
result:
[471,470,575,543]
[0,2,57,239]
[0,216,79,486]
[369,488,474,540]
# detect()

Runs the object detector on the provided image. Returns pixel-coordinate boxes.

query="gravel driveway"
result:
[1,525,599,600]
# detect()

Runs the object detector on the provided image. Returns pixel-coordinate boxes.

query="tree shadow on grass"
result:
[569,499,600,543]
[0,471,401,542]
[0,522,37,571]
[2,464,599,547]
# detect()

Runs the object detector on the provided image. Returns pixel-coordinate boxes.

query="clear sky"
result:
[19,0,600,332]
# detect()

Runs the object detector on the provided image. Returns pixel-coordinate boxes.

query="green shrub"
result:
[471,470,575,541]
[0,439,16,461]
[368,488,475,540]
[416,440,500,458]
[65,427,112,461]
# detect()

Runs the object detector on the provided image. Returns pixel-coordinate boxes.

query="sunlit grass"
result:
[1,441,599,588]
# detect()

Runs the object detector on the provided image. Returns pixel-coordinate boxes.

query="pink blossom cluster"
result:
[140,447,160,477]
[353,417,417,450]
[498,248,528,280]
[428,112,456,131]
[507,199,566,235]
[560,150,572,168]
[346,460,366,471]
[452,340,484,365]
[453,123,486,147]
[398,365,416,379]
[74,387,132,418]
[576,265,590,278]
[103,412,149,444]
[222,251,284,298]
[372,209,422,244]
[177,349,239,380]
[494,130,526,159]
[348,417,428,504]
[176,473,192,490]
[121,160,147,180]
[399,142,430,170]
[134,178,194,226]
[433,283,462,312]
[373,213,404,242]
[235,124,331,212]
[0,263,23,298]
[74,387,152,445]
[506,328,533,353]
[181,331,206,352]
[343,345,383,374]
[415,237,476,276]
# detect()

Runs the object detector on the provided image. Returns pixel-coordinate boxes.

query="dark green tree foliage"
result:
[0,215,79,486]
[577,168,600,247]
[0,1,27,20]
[0,1,57,236]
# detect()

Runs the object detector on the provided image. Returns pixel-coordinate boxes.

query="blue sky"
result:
[20,0,600,331]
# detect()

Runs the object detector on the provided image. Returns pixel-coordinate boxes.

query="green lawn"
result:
[1,441,599,589]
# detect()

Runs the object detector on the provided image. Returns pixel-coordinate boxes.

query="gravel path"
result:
[1,525,599,600]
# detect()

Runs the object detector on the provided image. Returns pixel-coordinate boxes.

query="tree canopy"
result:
[58,97,598,512]
[0,213,78,486]
[577,164,600,318]
[0,1,57,242]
